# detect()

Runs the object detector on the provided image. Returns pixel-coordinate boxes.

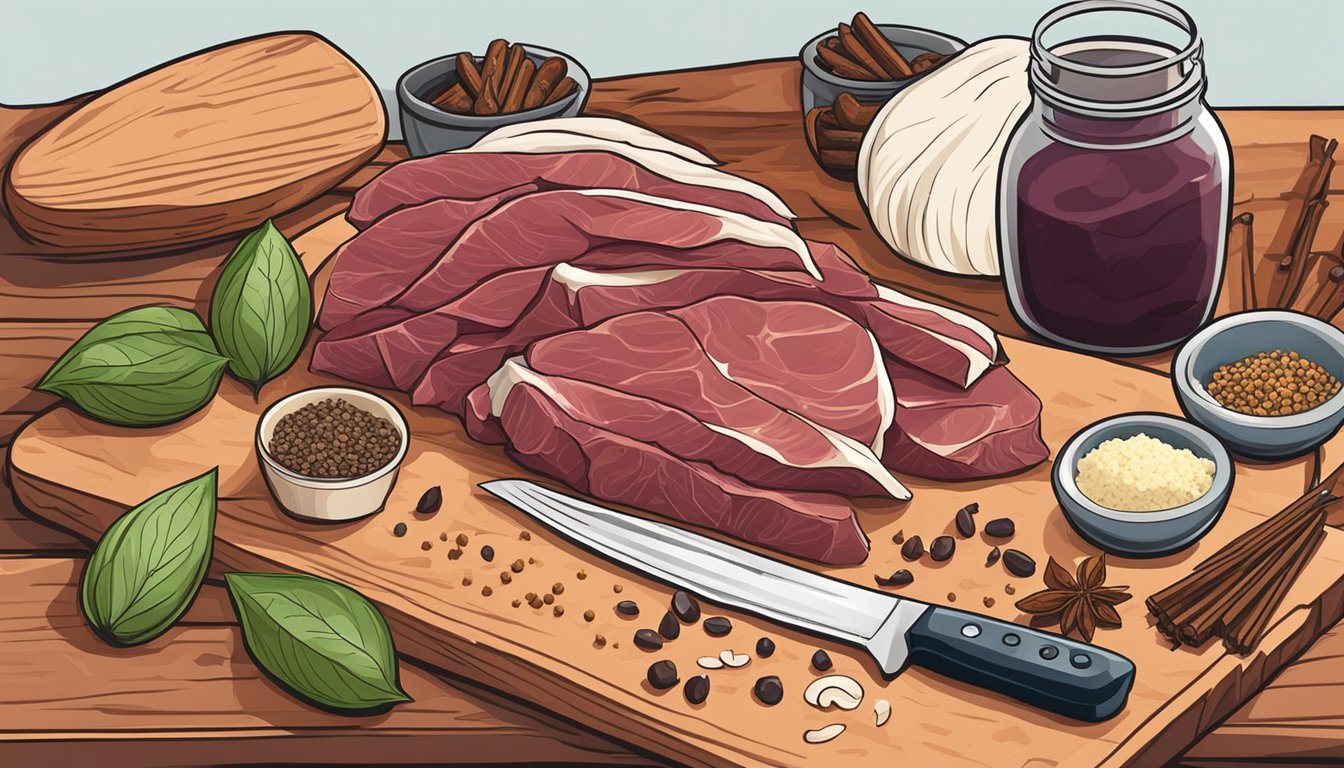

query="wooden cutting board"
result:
[9,212,1344,768]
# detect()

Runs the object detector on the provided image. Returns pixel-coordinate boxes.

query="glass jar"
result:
[1000,0,1231,354]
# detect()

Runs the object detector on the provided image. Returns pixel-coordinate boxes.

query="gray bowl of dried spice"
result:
[1174,310,1344,460]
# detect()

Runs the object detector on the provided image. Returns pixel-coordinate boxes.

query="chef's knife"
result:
[482,479,1135,722]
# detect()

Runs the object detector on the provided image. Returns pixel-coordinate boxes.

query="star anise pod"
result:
[1014,554,1131,642]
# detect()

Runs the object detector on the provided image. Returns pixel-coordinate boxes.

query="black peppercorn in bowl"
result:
[256,386,409,522]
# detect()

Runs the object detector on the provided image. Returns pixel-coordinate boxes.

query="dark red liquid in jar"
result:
[1013,128,1223,350]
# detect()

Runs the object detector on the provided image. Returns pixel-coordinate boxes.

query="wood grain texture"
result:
[11,208,1344,768]
[4,33,386,250]
[0,557,646,768]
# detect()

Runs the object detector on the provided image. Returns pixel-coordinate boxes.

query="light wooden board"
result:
[0,557,646,768]
[10,210,1344,768]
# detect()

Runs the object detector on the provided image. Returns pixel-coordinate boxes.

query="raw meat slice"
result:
[859,284,999,388]
[881,357,1048,480]
[321,188,535,330]
[348,149,790,230]
[466,117,719,165]
[515,304,909,499]
[484,378,871,565]
[467,358,901,499]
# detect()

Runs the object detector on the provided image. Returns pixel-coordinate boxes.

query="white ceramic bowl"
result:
[256,387,409,522]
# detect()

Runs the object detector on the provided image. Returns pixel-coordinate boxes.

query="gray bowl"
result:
[1173,310,1344,460]
[397,45,590,157]
[799,25,966,115]
[1053,413,1233,558]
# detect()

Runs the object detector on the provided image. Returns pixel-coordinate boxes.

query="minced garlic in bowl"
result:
[1075,432,1216,512]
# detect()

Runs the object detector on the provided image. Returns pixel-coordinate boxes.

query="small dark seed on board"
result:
[577,570,587,580]
[929,535,956,562]
[986,546,1002,567]
[1005,584,1017,595]
[901,535,924,561]
[543,593,555,605]
[392,522,407,537]
[511,559,525,573]
[811,649,833,671]
[500,571,512,584]
[481,586,492,597]
[672,590,701,623]
[456,532,469,547]
[960,502,980,516]
[891,530,904,545]
[595,634,607,648]
[875,569,914,588]
[416,486,443,515]
[753,675,784,705]
[955,507,976,538]
[616,600,640,616]
[420,541,433,551]
[480,545,495,562]
[984,596,996,608]
[684,674,710,704]
[552,582,565,595]
[613,584,623,593]
[439,532,448,542]
[985,518,1016,538]
[511,598,521,608]
[462,576,472,586]
[519,530,531,541]
[947,592,957,602]
[553,605,564,617]
[647,660,679,690]
[756,637,776,658]
[584,609,596,622]
[704,617,733,637]
[659,611,681,640]
[1003,549,1036,577]
[634,629,664,651]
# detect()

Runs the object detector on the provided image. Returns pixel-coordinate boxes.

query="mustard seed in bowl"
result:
[1205,349,1340,416]
[267,397,401,478]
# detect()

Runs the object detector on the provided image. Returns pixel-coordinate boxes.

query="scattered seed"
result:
[875,698,892,727]
[525,592,537,601]
[577,570,587,580]
[983,596,996,608]
[268,398,400,477]
[697,655,724,669]
[1005,584,1017,595]
[393,522,407,537]
[720,650,750,668]
[584,609,595,622]
[511,559,525,573]
[552,582,565,595]
[874,569,914,588]
[891,530,904,545]
[543,593,555,605]
[929,535,956,562]
[613,584,623,593]
[481,586,493,597]
[756,637,776,658]
[804,724,846,744]
[901,535,924,561]
[985,518,1016,538]
[960,502,980,516]
[594,633,606,648]
[553,605,564,617]
[500,571,512,584]
[529,596,544,609]
[528,557,535,565]
[659,611,681,640]
[462,576,473,586]
[511,598,522,608]
[811,649,833,671]
[947,592,956,602]
[647,660,679,690]
[804,675,864,710]
[420,541,433,551]
[416,486,443,515]
[684,674,710,704]
[955,507,976,538]
[519,530,531,541]
[439,532,448,542]
[480,545,495,562]
[613,642,620,649]
[616,600,640,616]
[1003,549,1036,577]
[754,675,784,705]
[634,629,664,650]
[986,546,1002,567]
[447,548,463,560]
[672,590,701,623]
[704,617,733,637]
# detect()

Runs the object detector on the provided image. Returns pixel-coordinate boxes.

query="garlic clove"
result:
[803,674,864,710]
[804,723,846,744]
[718,649,750,668]
[696,656,724,670]
[875,698,891,727]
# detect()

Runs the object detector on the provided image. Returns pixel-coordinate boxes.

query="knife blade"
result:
[482,479,1135,722]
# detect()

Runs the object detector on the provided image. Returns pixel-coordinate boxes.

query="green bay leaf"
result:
[225,572,411,713]
[39,306,228,426]
[209,220,312,399]
[80,468,218,646]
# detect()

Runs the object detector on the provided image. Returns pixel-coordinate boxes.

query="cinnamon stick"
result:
[498,44,526,103]
[473,78,501,115]
[1280,199,1329,308]
[852,12,914,78]
[1227,524,1325,653]
[456,52,484,98]
[502,57,536,113]
[817,125,865,151]
[1224,212,1256,312]
[816,45,874,80]
[837,23,886,79]
[1263,135,1337,308]
[430,82,474,112]
[832,93,879,131]
[479,38,509,96]
[523,57,568,110]
[541,76,577,106]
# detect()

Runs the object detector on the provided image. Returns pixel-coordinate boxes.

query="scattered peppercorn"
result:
[511,559,525,573]
[416,485,442,515]
[529,596,544,609]
[392,522,407,537]
[684,674,710,704]
[983,596,995,608]
[984,518,1016,538]
[584,609,596,623]
[552,582,565,595]
[500,571,512,584]
[955,507,976,537]
[462,576,473,586]
[267,398,400,478]
[480,545,495,562]
[438,532,448,542]
[901,535,924,561]
[891,529,904,545]
[543,593,555,605]
[594,633,607,648]
[811,649,833,671]
[613,584,624,593]
[986,546,1002,567]
[447,548,463,560]
[947,592,957,602]
[455,533,469,547]
[634,629,665,650]
[528,557,536,565]
[616,600,640,616]
[1005,584,1017,595]
[1206,349,1341,416]
[756,637,776,658]
[704,617,733,637]
[1003,549,1036,577]
[512,598,522,608]
[647,660,679,690]
[753,675,784,705]
[553,605,564,617]
[672,590,701,623]
[577,570,587,580]
[658,611,681,640]
[481,586,493,597]
[929,535,956,562]
[420,541,433,551]
[519,530,531,541]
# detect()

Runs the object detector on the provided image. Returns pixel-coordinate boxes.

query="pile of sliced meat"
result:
[314,117,1047,564]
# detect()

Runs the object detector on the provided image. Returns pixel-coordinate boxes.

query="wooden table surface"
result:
[2,59,1343,767]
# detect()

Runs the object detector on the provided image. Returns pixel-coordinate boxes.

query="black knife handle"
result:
[906,606,1135,722]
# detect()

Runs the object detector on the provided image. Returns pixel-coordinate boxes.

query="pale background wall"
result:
[3,0,1340,138]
